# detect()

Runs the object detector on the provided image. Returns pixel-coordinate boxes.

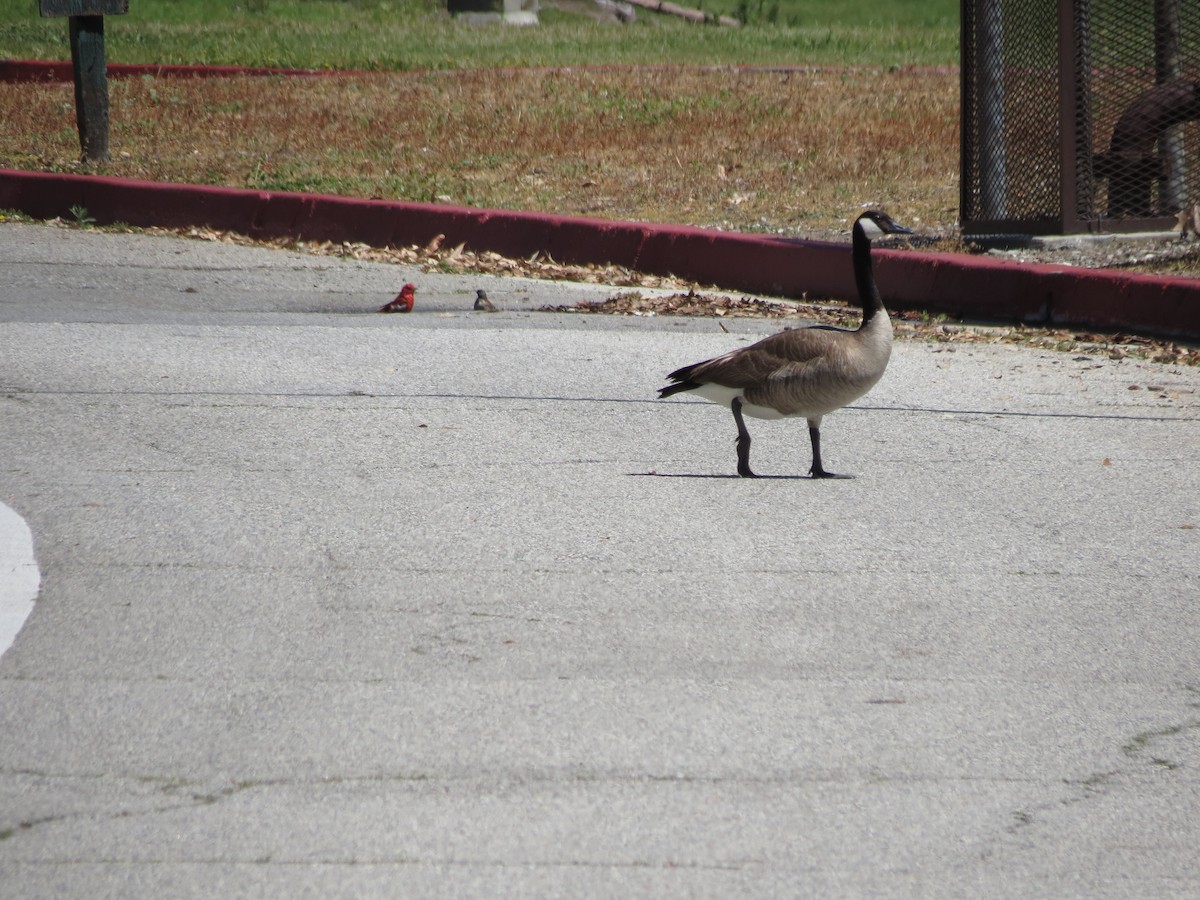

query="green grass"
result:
[704,0,956,28]
[1,0,959,70]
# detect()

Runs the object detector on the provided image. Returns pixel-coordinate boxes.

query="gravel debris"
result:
[978,232,1200,277]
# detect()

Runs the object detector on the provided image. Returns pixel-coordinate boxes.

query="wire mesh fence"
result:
[962,0,1200,234]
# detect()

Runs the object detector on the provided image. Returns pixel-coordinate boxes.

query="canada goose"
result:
[658,209,910,478]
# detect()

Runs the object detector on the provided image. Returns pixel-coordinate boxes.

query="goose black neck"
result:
[852,221,885,326]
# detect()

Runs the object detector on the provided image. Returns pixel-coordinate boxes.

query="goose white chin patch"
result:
[0,502,39,660]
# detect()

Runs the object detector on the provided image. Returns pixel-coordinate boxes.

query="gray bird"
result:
[474,289,497,311]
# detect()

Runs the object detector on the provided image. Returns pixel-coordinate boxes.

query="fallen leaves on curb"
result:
[172,225,681,288]
[544,289,858,324]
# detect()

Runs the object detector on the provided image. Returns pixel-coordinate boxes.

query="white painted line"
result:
[0,502,39,660]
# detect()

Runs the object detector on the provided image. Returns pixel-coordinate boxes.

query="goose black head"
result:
[855,209,912,238]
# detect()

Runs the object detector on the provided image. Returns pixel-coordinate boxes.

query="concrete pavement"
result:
[1,222,1198,896]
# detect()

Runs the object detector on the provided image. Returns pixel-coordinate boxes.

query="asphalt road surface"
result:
[1,222,1199,897]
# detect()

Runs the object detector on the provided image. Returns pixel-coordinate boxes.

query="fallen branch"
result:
[622,0,741,28]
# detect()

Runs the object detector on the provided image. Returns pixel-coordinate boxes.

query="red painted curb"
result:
[2,168,1198,339]
[0,59,351,82]
[0,59,956,84]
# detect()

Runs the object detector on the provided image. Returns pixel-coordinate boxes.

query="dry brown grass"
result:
[0,66,960,235]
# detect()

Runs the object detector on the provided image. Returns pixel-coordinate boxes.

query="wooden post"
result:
[69,15,109,162]
[39,1,129,164]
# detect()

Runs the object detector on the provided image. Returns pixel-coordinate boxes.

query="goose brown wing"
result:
[685,326,843,388]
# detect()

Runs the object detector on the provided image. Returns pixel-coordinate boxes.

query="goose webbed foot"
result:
[809,466,853,480]
[735,433,758,477]
[807,424,853,479]
[737,459,759,478]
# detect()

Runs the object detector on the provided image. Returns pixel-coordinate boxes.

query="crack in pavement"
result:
[1004,684,1200,838]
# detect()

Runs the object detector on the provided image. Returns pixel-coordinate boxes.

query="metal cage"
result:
[962,0,1200,235]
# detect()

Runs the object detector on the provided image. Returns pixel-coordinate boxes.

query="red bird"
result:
[379,283,416,313]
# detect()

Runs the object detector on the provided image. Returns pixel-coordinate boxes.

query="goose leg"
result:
[808,417,852,479]
[731,397,758,478]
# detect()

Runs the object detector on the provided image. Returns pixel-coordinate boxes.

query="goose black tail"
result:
[658,379,701,399]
